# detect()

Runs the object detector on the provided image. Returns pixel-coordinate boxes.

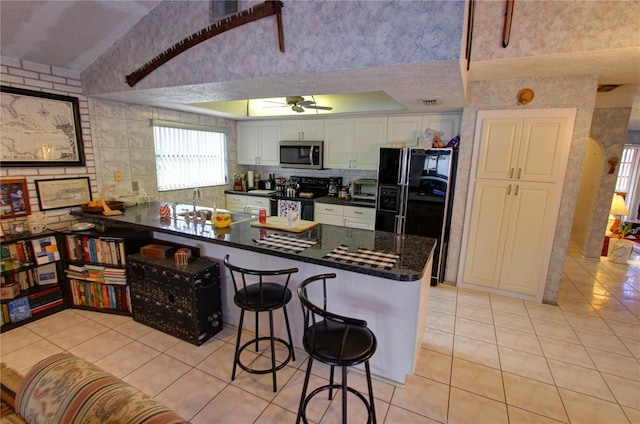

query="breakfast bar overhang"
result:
[71,203,436,385]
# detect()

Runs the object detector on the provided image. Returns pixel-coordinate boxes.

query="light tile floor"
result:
[1,245,639,423]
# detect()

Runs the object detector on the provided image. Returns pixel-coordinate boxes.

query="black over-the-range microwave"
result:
[279,140,323,170]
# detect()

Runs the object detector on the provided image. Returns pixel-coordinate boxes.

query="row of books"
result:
[65,264,127,285]
[0,286,64,324]
[0,240,34,270]
[65,235,127,266]
[68,278,131,312]
[0,263,59,292]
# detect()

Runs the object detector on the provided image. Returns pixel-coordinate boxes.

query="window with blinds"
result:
[153,123,228,191]
[615,145,640,220]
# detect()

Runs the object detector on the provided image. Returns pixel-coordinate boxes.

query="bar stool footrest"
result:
[299,383,374,424]
[236,336,293,375]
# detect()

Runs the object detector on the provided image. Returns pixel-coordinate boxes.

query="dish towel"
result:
[254,234,318,253]
[277,200,301,217]
[324,245,400,270]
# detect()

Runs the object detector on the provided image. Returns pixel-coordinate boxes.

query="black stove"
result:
[270,176,331,220]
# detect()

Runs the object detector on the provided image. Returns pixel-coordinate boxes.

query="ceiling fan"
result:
[265,96,333,113]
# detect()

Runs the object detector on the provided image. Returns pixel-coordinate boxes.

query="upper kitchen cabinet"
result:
[281,120,324,141]
[237,121,280,166]
[353,117,387,170]
[476,117,568,182]
[324,117,386,170]
[387,113,461,146]
[324,118,354,169]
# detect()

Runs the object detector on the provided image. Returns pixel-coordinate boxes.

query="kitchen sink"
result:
[175,206,255,225]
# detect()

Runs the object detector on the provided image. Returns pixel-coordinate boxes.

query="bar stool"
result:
[223,255,298,392]
[297,273,377,424]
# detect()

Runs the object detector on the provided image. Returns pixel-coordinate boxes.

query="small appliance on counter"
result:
[328,177,342,197]
[350,178,377,202]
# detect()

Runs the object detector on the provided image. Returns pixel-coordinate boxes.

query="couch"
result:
[1,353,187,424]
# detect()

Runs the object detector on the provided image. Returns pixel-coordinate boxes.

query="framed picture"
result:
[0,86,85,167]
[35,177,91,211]
[0,178,31,218]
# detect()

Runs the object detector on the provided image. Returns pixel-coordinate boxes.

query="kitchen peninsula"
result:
[70,202,436,384]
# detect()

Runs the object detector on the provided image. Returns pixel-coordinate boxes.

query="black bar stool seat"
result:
[297,273,377,424]
[223,255,298,392]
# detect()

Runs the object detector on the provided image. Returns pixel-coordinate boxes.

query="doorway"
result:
[569,137,604,254]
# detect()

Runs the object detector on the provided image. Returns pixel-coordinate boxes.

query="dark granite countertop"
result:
[69,202,435,282]
[225,190,275,197]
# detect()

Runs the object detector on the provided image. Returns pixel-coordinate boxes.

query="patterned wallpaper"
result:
[471,1,640,60]
[82,1,464,94]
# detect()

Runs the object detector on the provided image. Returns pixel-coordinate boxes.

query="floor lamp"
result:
[610,194,629,234]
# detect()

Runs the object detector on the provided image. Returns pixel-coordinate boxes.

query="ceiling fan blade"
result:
[291,105,305,113]
[297,100,315,107]
[263,100,287,106]
[306,105,333,110]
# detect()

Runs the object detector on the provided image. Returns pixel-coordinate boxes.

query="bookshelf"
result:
[0,230,66,330]
[61,228,150,316]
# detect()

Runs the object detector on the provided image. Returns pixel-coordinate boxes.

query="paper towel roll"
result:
[247,171,254,189]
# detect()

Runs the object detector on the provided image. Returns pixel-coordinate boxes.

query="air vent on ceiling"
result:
[597,84,622,92]
[421,99,442,106]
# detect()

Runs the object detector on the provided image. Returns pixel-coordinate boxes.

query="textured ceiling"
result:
[1,0,638,129]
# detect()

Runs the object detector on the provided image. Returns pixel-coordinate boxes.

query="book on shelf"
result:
[65,264,89,279]
[36,263,58,285]
[7,296,31,322]
[27,286,63,310]
[31,236,60,265]
[30,298,64,315]
[1,269,37,291]
[68,279,130,311]
[65,234,128,266]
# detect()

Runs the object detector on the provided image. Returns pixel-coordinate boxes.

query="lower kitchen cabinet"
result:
[127,254,222,346]
[225,193,271,215]
[314,203,375,230]
[461,180,557,296]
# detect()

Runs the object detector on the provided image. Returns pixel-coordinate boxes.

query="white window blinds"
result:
[153,124,228,191]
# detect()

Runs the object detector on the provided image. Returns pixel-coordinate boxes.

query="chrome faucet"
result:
[193,187,201,212]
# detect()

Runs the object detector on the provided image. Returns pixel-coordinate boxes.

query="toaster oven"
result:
[350,178,378,202]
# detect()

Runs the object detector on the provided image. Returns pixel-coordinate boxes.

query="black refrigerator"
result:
[375,147,457,285]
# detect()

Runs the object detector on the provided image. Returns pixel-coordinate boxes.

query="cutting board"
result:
[251,217,319,233]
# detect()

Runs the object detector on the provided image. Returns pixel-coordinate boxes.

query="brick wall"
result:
[0,56,95,233]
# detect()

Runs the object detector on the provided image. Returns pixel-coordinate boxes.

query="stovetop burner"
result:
[273,176,330,200]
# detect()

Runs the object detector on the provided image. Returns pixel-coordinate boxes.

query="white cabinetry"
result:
[343,205,376,230]
[476,117,567,182]
[462,180,556,295]
[237,121,280,165]
[460,111,574,300]
[387,113,461,146]
[324,119,354,169]
[324,117,387,170]
[226,194,271,215]
[314,203,375,230]
[281,120,324,140]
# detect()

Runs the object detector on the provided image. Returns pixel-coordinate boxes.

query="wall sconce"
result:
[517,88,534,105]
[607,157,620,174]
